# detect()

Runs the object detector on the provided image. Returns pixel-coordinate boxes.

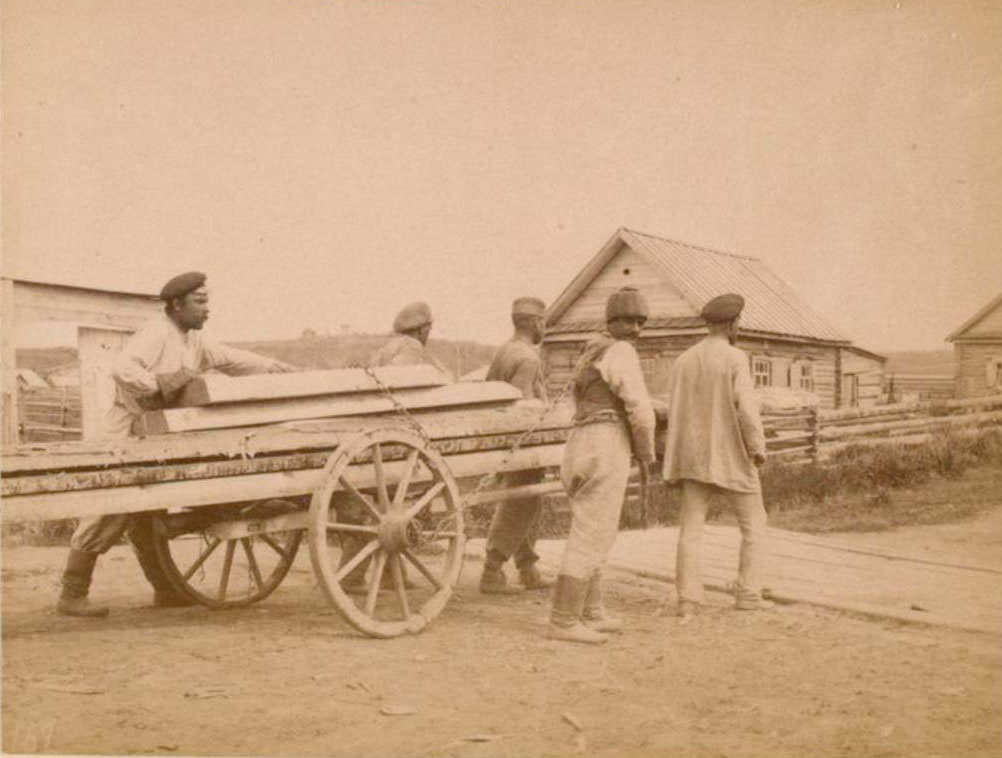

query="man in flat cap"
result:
[368,301,448,374]
[547,287,656,644]
[479,296,551,594]
[56,271,296,618]
[661,292,769,621]
[337,301,448,594]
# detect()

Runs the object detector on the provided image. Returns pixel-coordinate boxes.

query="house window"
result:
[752,357,772,388]
[798,362,814,392]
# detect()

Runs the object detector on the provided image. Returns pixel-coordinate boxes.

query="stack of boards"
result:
[2,366,573,523]
[138,365,523,434]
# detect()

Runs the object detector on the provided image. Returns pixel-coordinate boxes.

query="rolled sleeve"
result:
[111,324,165,400]
[597,341,656,461]
[200,341,289,376]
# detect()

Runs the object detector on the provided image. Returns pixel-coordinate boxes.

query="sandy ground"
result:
[3,512,1002,758]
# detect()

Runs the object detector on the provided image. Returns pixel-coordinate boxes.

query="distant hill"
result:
[883,349,955,377]
[16,335,499,381]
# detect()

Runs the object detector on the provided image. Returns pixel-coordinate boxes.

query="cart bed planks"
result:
[175,365,448,406]
[138,381,523,434]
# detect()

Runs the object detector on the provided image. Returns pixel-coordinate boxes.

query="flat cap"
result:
[606,287,649,321]
[160,271,206,301]
[393,302,433,333]
[512,297,546,318]
[700,293,745,323]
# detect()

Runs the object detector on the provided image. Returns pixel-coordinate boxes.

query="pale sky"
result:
[3,0,1000,352]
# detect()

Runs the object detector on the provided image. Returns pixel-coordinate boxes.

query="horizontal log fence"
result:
[17,388,82,442]
[761,393,1002,464]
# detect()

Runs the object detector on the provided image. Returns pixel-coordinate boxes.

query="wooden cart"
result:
[2,389,572,638]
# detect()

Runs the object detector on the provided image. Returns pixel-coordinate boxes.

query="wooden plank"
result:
[2,443,565,523]
[1,427,571,497]
[138,381,524,434]
[2,402,574,474]
[2,278,19,446]
[176,365,448,406]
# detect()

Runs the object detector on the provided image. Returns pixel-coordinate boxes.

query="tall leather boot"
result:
[581,571,623,633]
[480,549,522,595]
[56,549,109,618]
[127,515,194,607]
[546,574,608,645]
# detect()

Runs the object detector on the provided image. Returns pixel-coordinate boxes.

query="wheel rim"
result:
[152,507,303,609]
[307,428,465,638]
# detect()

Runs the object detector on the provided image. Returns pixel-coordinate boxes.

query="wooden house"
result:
[543,228,886,410]
[946,292,1002,398]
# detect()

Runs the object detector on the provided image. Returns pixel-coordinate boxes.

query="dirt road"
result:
[3,512,1001,757]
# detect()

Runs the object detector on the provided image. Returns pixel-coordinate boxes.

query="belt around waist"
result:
[573,410,626,427]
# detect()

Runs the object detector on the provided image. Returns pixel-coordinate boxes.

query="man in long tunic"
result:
[547,287,656,644]
[56,272,295,617]
[337,301,445,593]
[479,297,551,594]
[661,293,770,619]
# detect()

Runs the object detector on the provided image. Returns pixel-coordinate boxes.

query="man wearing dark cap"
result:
[661,293,770,621]
[338,301,447,595]
[56,271,295,617]
[547,287,656,644]
[368,301,448,375]
[479,297,551,594]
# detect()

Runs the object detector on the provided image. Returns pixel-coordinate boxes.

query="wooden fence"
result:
[17,388,82,442]
[764,393,1002,464]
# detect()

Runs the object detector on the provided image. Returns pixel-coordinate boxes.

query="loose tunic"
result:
[485,338,547,401]
[661,335,765,493]
[369,334,449,375]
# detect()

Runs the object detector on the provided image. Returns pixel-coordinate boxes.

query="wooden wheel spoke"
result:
[259,533,289,559]
[365,551,388,617]
[182,537,222,581]
[339,476,383,522]
[241,538,264,590]
[392,449,421,510]
[371,442,391,509]
[404,481,446,520]
[402,549,442,591]
[333,539,380,583]
[325,522,378,536]
[390,554,410,620]
[218,540,237,601]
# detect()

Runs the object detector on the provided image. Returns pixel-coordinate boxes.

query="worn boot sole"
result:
[583,617,624,633]
[480,583,523,595]
[546,623,609,645]
[56,598,110,618]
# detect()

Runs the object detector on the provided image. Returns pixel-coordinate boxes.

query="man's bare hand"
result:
[752,453,767,467]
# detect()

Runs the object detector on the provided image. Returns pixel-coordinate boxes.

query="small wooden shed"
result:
[946,292,1002,399]
[543,228,886,410]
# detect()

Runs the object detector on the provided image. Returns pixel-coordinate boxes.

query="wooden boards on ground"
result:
[176,365,448,406]
[138,381,524,435]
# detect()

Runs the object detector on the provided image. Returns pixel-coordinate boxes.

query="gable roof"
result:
[946,291,1002,342]
[548,228,850,343]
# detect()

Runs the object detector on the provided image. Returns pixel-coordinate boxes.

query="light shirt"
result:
[106,314,286,438]
[485,338,548,401]
[661,335,766,493]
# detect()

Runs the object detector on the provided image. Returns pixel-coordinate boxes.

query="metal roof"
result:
[618,229,850,343]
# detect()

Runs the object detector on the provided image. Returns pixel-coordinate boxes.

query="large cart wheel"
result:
[152,502,304,609]
[308,427,465,638]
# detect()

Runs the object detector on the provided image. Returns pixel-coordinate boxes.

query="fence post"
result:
[808,407,820,463]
